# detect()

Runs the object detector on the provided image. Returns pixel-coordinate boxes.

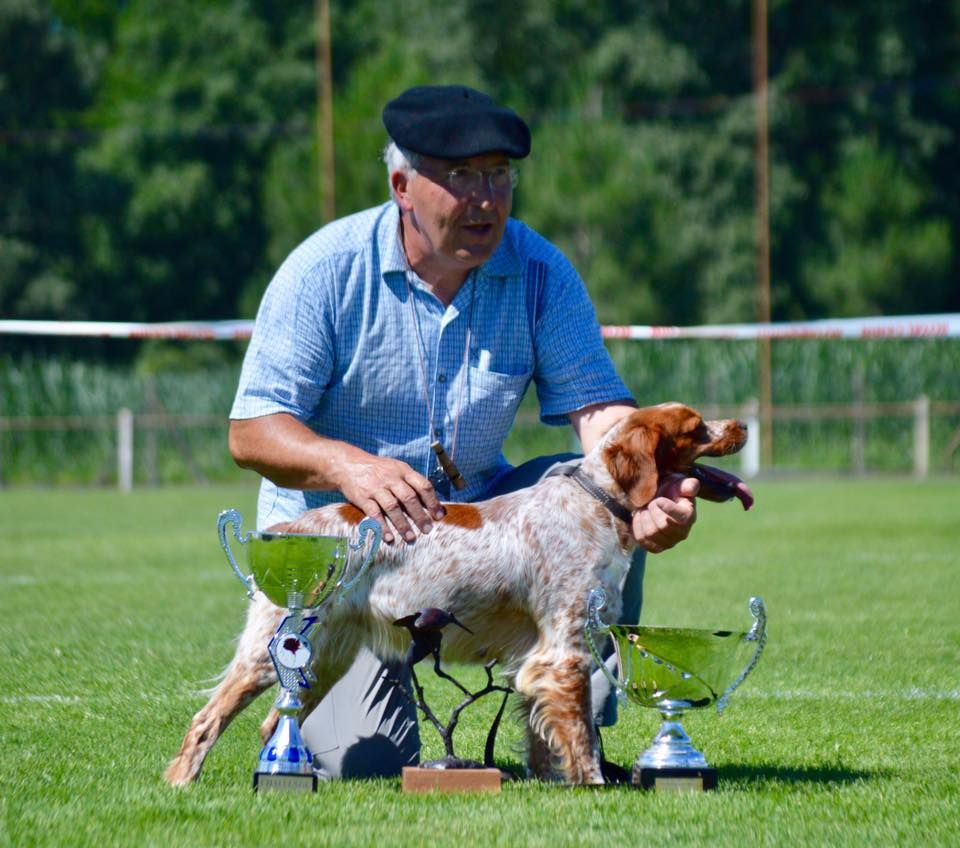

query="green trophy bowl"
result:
[217,507,382,792]
[586,589,766,792]
[218,508,381,609]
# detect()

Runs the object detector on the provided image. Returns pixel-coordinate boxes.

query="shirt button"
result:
[437,374,447,383]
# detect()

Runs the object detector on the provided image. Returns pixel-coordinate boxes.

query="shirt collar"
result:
[378,202,523,282]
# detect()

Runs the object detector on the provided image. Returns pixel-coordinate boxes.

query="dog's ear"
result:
[603,412,661,510]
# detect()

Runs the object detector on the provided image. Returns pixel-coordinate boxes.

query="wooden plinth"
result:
[401,766,502,794]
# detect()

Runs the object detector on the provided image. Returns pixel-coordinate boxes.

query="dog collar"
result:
[547,465,634,526]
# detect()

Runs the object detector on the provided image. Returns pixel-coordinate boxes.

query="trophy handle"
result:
[716,596,767,715]
[218,508,255,598]
[340,516,381,595]
[584,587,625,698]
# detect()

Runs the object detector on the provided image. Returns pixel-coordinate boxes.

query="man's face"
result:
[394,152,514,281]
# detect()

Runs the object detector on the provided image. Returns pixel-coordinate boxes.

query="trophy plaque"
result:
[586,588,766,792]
[218,508,381,792]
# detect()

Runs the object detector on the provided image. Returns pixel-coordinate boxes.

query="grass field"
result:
[1,478,957,847]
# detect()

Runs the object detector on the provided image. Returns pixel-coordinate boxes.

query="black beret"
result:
[382,85,531,160]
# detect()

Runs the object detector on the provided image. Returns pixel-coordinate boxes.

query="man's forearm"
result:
[228,412,444,544]
[569,401,639,452]
[228,413,353,491]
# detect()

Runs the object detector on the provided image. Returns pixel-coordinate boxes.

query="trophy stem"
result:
[253,685,318,793]
[641,702,707,768]
[254,613,319,793]
[633,700,717,791]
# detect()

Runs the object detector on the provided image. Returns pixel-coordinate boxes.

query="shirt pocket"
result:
[458,366,533,468]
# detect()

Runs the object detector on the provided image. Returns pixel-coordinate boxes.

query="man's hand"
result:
[228,414,445,545]
[334,453,446,545]
[631,474,699,554]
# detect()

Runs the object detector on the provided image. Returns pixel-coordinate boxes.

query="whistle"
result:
[431,440,466,490]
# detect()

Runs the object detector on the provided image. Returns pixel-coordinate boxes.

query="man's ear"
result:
[391,170,414,211]
[603,413,660,510]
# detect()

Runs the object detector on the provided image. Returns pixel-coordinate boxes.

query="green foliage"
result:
[807,137,952,315]
[72,0,289,325]
[2,0,960,366]
[0,0,91,320]
[0,354,243,485]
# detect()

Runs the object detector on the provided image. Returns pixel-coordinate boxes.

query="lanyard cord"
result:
[405,271,475,484]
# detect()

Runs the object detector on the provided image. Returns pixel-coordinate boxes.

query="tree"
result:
[0,0,92,322]
[3,0,959,364]
[75,0,300,325]
[805,137,952,316]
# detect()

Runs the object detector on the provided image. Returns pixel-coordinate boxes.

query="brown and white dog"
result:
[165,402,752,786]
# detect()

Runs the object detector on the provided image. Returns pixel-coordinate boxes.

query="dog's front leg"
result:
[523,715,557,781]
[516,651,603,785]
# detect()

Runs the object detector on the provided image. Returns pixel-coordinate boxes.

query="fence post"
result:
[741,398,761,478]
[851,363,866,475]
[913,395,930,479]
[117,408,134,492]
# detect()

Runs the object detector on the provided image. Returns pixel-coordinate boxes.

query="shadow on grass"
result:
[558,763,881,791]
[718,762,881,786]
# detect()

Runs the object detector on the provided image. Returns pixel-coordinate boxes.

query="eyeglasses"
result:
[418,164,518,195]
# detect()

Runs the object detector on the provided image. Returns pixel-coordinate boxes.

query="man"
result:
[229,84,698,779]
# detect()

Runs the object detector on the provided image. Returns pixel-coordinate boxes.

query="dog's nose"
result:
[737,419,748,431]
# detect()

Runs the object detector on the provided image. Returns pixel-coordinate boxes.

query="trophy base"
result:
[402,766,502,794]
[633,765,717,792]
[253,772,318,794]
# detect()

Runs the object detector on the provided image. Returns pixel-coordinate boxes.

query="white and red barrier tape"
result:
[600,313,960,340]
[0,319,254,340]
[1,313,959,341]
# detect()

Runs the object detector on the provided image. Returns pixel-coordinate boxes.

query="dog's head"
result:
[601,402,753,511]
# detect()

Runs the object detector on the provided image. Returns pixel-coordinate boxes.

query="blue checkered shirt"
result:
[231,201,632,528]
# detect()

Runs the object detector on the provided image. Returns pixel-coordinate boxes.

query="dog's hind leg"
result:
[165,595,283,786]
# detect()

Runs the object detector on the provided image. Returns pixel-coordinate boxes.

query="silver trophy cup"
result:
[586,588,766,791]
[218,508,381,792]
